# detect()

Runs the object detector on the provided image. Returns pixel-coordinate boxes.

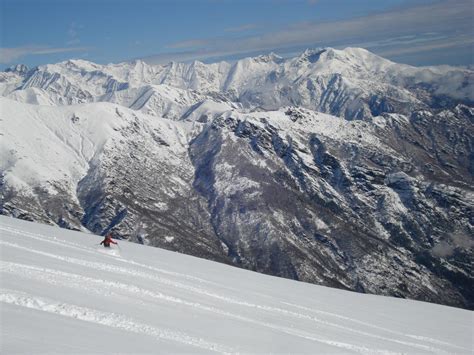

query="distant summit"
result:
[4,64,29,75]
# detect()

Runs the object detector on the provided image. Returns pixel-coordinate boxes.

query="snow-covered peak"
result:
[4,64,29,75]
[291,47,396,76]
[2,47,472,119]
[42,58,102,73]
[296,48,330,63]
[65,58,100,69]
[253,52,284,63]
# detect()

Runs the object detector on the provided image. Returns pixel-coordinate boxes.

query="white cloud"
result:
[144,0,473,64]
[375,35,474,57]
[224,23,257,33]
[0,46,90,64]
[167,39,211,49]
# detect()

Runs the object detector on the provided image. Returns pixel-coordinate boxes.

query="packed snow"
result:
[0,216,471,354]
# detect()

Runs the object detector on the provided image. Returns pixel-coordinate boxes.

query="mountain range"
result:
[1,47,472,309]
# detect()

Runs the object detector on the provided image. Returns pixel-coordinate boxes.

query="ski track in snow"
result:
[1,261,383,353]
[0,225,297,303]
[1,231,467,353]
[4,259,451,354]
[0,241,387,353]
[0,225,219,286]
[0,289,233,354]
[279,301,467,350]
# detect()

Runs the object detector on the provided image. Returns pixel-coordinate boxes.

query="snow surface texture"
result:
[1,48,473,310]
[0,216,472,354]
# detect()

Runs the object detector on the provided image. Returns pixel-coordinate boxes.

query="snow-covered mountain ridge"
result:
[1,216,472,354]
[2,47,472,120]
[1,48,473,310]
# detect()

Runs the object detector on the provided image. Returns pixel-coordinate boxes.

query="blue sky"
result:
[0,0,473,69]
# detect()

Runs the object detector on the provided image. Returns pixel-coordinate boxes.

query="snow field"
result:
[0,216,472,354]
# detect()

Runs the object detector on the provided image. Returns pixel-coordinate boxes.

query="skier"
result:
[100,233,118,248]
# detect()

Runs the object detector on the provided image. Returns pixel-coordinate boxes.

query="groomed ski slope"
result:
[0,216,471,354]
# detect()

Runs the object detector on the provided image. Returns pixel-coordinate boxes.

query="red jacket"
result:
[100,235,117,247]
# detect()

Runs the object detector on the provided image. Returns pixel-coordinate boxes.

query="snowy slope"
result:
[0,97,198,200]
[0,216,472,354]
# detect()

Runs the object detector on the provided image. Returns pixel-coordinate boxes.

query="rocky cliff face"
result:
[1,48,472,309]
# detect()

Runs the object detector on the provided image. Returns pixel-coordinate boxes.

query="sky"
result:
[0,0,473,69]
